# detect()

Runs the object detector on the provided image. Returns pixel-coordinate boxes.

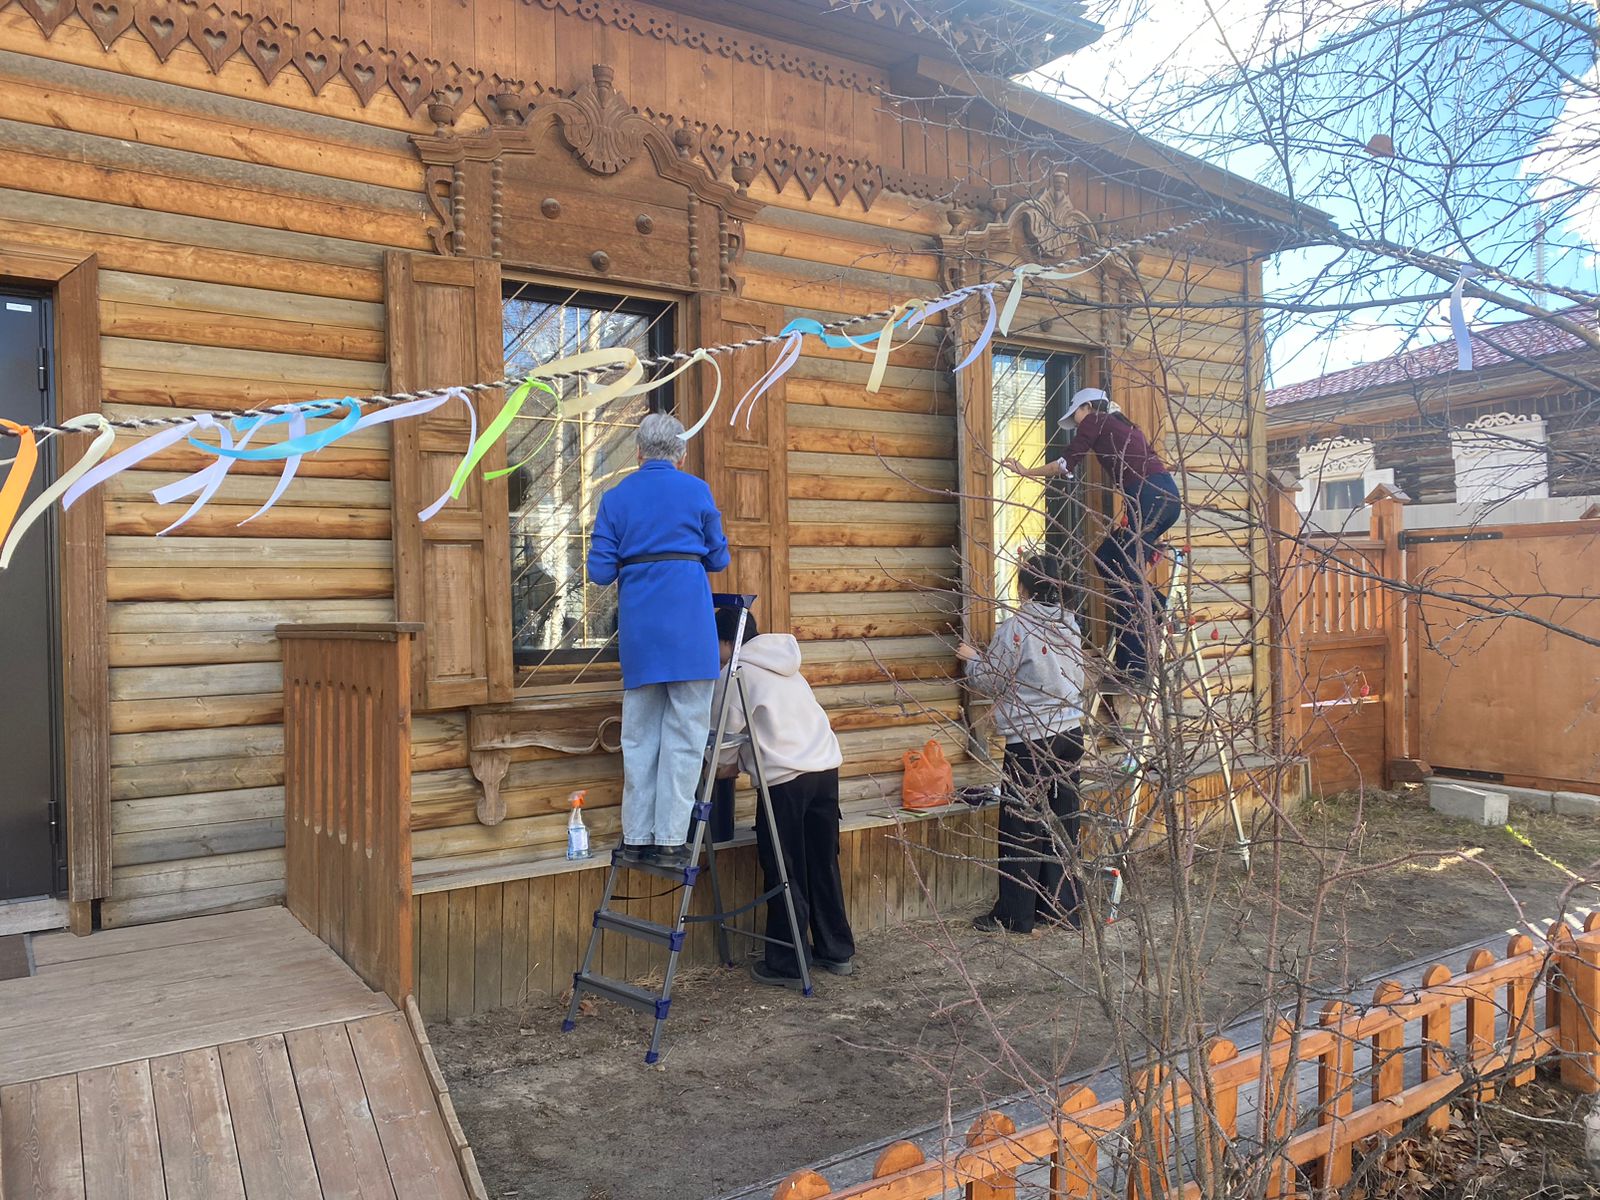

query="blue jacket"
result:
[587,460,731,689]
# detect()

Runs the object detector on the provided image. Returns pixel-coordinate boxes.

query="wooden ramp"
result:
[0,907,483,1200]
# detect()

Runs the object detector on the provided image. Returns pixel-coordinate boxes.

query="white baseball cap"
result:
[1058,387,1108,427]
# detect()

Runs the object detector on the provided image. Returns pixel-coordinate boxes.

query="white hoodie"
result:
[713,634,843,786]
[963,601,1086,742]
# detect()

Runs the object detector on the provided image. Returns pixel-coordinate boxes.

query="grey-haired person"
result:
[588,413,731,868]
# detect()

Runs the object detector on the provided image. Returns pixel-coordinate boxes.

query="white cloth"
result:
[963,601,1087,742]
[713,635,842,786]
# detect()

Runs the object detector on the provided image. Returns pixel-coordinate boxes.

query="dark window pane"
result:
[502,281,674,672]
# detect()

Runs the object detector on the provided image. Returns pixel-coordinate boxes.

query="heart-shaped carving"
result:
[388,54,433,116]
[764,147,795,193]
[244,19,295,83]
[18,0,75,37]
[824,162,853,204]
[78,0,133,49]
[296,35,342,94]
[795,159,824,200]
[341,41,385,105]
[854,171,884,212]
[192,7,241,73]
[702,135,732,174]
[136,5,186,61]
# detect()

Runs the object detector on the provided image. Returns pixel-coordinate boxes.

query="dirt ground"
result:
[432,790,1600,1200]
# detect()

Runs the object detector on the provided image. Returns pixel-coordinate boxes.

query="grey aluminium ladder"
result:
[561,592,813,1063]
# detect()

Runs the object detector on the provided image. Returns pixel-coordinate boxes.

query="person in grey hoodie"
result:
[713,608,855,988]
[958,553,1088,934]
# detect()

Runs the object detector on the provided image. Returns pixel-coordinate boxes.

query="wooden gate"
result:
[1274,487,1405,794]
[1407,520,1600,792]
[280,623,421,1004]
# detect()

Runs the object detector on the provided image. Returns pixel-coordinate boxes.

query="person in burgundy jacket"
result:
[1004,387,1181,683]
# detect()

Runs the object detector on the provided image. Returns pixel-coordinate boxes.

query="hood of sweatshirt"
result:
[737,633,802,676]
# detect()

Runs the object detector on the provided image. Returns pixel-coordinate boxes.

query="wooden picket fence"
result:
[772,915,1600,1199]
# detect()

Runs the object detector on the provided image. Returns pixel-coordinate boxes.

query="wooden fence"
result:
[772,914,1600,1199]
[280,623,421,1005]
[1274,487,1600,796]
[1406,520,1600,792]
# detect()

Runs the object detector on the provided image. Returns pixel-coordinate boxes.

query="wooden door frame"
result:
[0,242,108,927]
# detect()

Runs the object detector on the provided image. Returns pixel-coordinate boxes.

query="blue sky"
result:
[1023,0,1600,386]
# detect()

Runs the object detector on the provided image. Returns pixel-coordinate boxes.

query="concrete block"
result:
[1493,782,1558,815]
[1554,791,1600,819]
[1428,779,1509,826]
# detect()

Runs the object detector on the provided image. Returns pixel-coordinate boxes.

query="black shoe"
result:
[816,958,854,977]
[750,961,806,990]
[655,844,693,869]
[615,844,652,866]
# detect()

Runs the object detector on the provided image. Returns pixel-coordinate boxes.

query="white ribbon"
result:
[998,255,1113,337]
[0,414,116,568]
[1450,266,1478,372]
[617,349,723,440]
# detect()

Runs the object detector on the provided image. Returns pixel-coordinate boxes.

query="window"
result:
[1450,412,1549,506]
[991,348,1088,609]
[502,281,675,671]
[1296,437,1388,513]
[1319,477,1367,511]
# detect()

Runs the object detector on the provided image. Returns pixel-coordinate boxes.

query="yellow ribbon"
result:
[543,348,645,419]
[865,301,916,395]
[998,256,1113,337]
[617,348,723,440]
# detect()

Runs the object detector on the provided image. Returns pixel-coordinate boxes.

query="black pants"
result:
[755,768,856,977]
[1095,471,1182,679]
[988,729,1086,933]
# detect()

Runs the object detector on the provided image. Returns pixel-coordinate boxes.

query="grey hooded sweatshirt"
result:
[963,601,1086,743]
[714,634,843,786]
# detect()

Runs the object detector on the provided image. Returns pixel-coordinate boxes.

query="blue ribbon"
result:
[192,398,363,460]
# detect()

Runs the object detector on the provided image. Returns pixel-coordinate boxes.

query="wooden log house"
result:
[0,0,1320,1019]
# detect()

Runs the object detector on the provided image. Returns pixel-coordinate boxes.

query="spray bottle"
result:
[566,790,592,861]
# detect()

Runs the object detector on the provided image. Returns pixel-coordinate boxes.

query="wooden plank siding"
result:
[2,0,1273,974]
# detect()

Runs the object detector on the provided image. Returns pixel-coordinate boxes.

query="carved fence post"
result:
[965,1111,1018,1200]
[1419,963,1454,1132]
[1369,979,1406,1136]
[1365,484,1408,782]
[1504,933,1538,1087]
[1049,1086,1098,1198]
[1315,1001,1355,1192]
[1464,947,1498,1102]
[1554,914,1600,1094]
[1260,1017,1297,1199]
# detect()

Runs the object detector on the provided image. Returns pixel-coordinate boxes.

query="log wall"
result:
[3,0,1272,938]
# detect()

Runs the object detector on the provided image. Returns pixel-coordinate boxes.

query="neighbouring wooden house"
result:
[1268,305,1600,515]
[0,0,1319,1019]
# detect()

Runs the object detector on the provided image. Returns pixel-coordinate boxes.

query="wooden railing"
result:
[279,622,421,1005]
[772,915,1600,1199]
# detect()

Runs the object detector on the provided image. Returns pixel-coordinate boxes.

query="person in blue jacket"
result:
[587,412,731,868]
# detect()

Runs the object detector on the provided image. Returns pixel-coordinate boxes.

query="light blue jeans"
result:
[620,680,715,846]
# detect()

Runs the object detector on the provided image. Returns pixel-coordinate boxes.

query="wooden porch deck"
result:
[0,907,480,1199]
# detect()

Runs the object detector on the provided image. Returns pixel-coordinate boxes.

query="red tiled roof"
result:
[1265,305,1599,409]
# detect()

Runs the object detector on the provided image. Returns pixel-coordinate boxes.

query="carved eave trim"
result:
[413,121,761,226]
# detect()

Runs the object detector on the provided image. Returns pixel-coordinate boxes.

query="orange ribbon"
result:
[0,420,40,551]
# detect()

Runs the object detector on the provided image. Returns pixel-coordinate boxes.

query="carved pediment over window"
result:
[939,171,1143,347]
[413,64,763,294]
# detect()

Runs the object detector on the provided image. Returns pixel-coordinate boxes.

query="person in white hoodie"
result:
[713,607,855,988]
[957,553,1088,934]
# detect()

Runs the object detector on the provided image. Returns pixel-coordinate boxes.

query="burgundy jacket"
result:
[1058,411,1168,493]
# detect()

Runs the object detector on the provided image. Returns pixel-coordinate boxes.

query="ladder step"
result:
[611,850,702,885]
[594,909,685,951]
[573,971,671,1020]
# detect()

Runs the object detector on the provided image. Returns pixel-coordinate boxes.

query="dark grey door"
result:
[0,290,61,900]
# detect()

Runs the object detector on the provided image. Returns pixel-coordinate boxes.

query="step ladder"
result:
[1089,546,1252,919]
[561,593,813,1063]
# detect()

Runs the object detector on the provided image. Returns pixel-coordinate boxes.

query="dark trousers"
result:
[755,768,856,977]
[989,729,1086,933]
[1094,471,1181,679]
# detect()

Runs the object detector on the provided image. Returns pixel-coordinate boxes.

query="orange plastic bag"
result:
[901,739,954,811]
